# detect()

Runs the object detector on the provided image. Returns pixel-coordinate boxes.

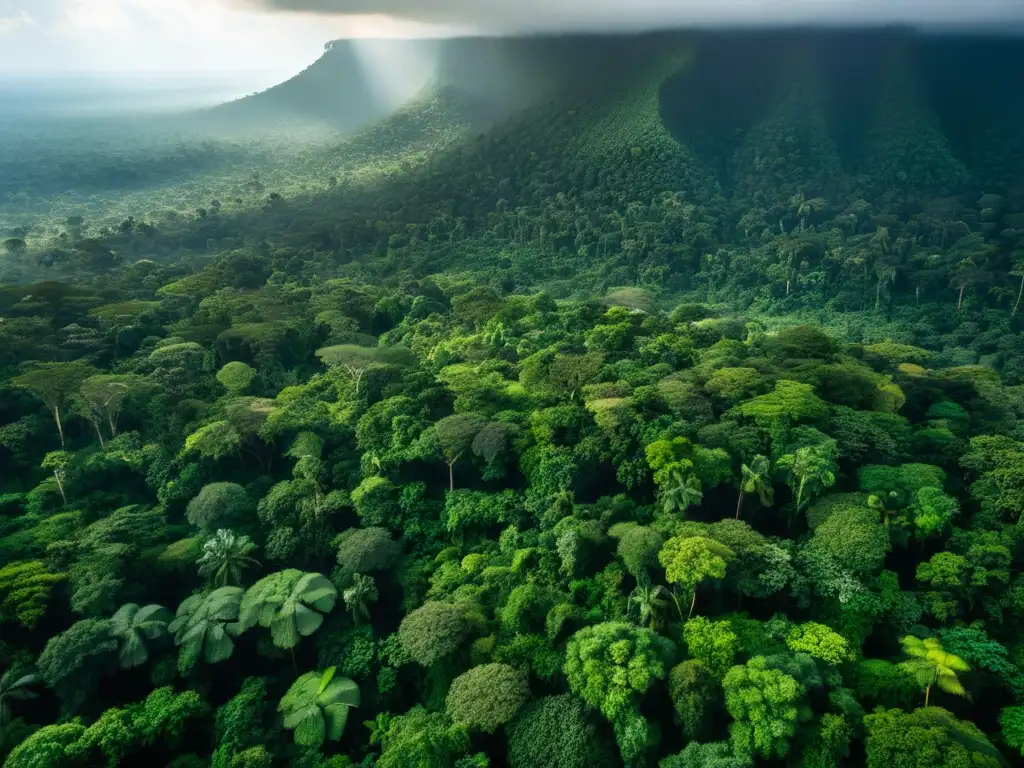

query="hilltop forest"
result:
[2,29,1024,768]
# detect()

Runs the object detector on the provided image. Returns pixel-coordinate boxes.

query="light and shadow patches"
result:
[348,37,440,113]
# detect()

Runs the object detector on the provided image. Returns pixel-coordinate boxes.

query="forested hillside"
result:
[2,28,1024,768]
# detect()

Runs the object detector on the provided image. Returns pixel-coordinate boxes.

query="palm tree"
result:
[777,445,836,527]
[737,455,773,519]
[898,636,970,707]
[661,471,703,515]
[279,667,360,747]
[342,574,378,625]
[0,668,40,726]
[168,586,244,674]
[238,570,337,652]
[627,577,670,630]
[197,529,261,587]
[110,603,173,669]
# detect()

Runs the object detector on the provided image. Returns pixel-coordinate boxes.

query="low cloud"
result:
[0,0,332,76]
[237,0,1024,33]
[0,9,33,34]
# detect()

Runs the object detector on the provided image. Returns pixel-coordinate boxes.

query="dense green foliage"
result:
[444,663,530,733]
[506,693,608,768]
[2,27,1024,768]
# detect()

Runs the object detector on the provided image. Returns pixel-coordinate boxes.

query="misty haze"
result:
[1,3,1024,768]
[0,73,282,118]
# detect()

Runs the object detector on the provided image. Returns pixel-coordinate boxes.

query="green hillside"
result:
[2,29,1024,768]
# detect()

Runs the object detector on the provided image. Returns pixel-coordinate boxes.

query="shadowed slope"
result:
[199,39,396,133]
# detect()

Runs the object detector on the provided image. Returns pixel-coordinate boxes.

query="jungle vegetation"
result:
[1,28,1024,768]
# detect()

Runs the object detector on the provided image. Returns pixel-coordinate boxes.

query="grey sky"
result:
[2,0,1022,78]
[0,0,419,77]
[242,0,1024,33]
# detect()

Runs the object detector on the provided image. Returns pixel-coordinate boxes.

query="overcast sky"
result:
[244,0,1024,31]
[2,0,1023,80]
[0,0,439,81]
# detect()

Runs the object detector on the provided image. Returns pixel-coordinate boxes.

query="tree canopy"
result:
[2,31,1024,767]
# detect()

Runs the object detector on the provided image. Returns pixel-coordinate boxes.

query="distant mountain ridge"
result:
[198,28,1024,156]
[219,27,1024,298]
[198,39,398,133]
[197,32,680,134]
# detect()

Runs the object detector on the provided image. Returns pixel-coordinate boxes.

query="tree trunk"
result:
[1015,273,1024,316]
[112,327,120,363]
[448,461,455,492]
[53,405,65,448]
[667,588,683,620]
[688,590,697,619]
[53,472,67,506]
[735,490,744,520]
[925,685,931,707]
[345,365,365,396]
[108,413,118,438]
[93,421,105,448]
[958,284,965,311]
[788,480,805,531]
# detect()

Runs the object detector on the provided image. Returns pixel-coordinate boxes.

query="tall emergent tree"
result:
[659,536,734,618]
[75,374,145,445]
[12,362,95,447]
[41,451,70,506]
[316,344,413,395]
[434,413,486,491]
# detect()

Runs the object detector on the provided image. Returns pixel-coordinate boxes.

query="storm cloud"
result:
[238,0,1024,34]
